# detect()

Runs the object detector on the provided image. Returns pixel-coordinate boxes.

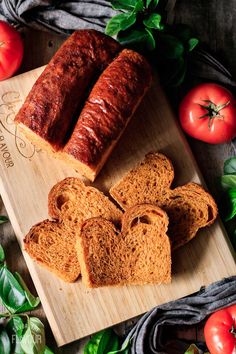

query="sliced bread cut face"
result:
[24,220,80,282]
[77,204,171,288]
[110,152,174,209]
[109,152,218,249]
[48,177,122,227]
[163,183,217,249]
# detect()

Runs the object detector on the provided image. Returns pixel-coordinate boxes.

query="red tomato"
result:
[179,83,236,144]
[0,21,23,80]
[204,304,236,354]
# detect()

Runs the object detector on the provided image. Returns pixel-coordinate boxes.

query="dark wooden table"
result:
[1,1,235,352]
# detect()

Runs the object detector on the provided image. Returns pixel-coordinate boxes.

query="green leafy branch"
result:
[220,156,236,250]
[105,0,199,87]
[106,0,163,51]
[0,245,54,354]
[83,329,130,354]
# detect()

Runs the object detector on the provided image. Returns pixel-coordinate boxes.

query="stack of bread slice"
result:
[110,153,218,250]
[24,152,218,287]
[78,204,171,287]
[24,177,122,282]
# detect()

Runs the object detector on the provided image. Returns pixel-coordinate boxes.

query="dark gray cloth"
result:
[189,48,236,88]
[124,276,236,354]
[0,0,117,33]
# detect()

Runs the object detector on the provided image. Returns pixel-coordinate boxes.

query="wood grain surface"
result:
[0,59,235,348]
[1,2,236,349]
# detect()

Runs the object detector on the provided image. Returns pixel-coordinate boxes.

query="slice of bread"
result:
[24,220,80,282]
[77,204,171,288]
[110,152,218,249]
[48,177,122,227]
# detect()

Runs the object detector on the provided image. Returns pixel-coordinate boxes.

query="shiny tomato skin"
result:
[179,83,236,144]
[0,21,23,80]
[204,304,236,354]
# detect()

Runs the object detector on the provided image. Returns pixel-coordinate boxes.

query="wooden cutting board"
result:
[0,67,235,346]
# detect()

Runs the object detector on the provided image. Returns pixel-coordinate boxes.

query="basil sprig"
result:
[0,247,40,314]
[106,0,164,51]
[0,244,54,354]
[105,0,199,86]
[219,157,236,249]
[220,157,236,221]
[84,329,130,354]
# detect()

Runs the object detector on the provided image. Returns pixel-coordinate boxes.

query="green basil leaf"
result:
[160,34,184,59]
[118,28,147,45]
[146,0,159,9]
[14,272,40,309]
[6,316,24,338]
[224,188,236,221]
[0,328,11,354]
[0,245,5,264]
[145,28,156,50]
[13,302,38,314]
[111,0,137,11]
[0,216,8,225]
[6,316,25,354]
[0,266,26,313]
[118,27,155,51]
[12,342,24,354]
[105,12,136,36]
[84,331,103,353]
[224,157,236,175]
[143,13,164,30]
[134,0,144,12]
[188,38,199,51]
[184,343,202,354]
[221,175,236,190]
[84,329,119,354]
[43,346,54,354]
[108,336,130,353]
[20,317,45,354]
[98,329,119,353]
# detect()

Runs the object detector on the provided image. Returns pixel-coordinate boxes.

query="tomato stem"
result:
[198,99,230,129]
[0,41,4,47]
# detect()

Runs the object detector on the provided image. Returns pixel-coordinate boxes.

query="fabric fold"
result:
[0,0,117,33]
[125,276,236,354]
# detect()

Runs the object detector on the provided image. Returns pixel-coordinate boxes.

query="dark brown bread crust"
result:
[14,30,121,151]
[62,49,152,172]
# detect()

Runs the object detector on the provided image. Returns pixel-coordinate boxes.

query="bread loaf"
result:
[77,204,171,288]
[110,152,218,249]
[60,49,152,181]
[14,30,121,152]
